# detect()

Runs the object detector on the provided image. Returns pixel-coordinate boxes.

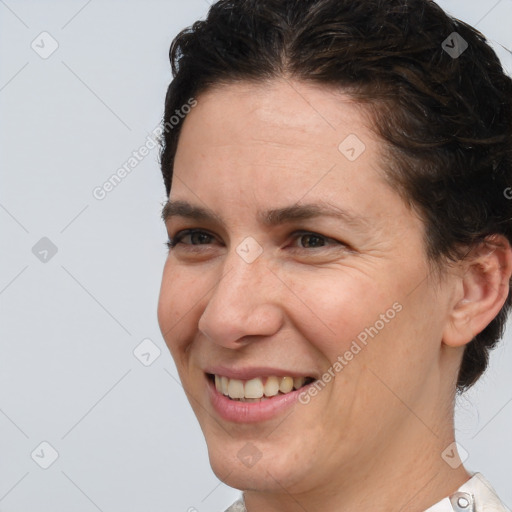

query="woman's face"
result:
[157,79,458,494]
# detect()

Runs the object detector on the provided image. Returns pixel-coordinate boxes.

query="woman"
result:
[156,0,512,510]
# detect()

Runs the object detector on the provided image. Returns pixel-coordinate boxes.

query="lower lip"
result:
[206,375,310,423]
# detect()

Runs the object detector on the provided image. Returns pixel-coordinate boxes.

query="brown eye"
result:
[187,231,214,245]
[298,233,327,248]
[290,231,343,250]
[167,229,216,249]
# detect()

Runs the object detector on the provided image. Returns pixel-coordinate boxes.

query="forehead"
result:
[177,79,373,159]
[170,79,410,232]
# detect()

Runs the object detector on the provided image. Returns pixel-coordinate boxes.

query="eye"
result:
[290,231,344,250]
[294,232,328,249]
[165,229,348,253]
[166,229,217,249]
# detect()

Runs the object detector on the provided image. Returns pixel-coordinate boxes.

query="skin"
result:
[157,79,512,512]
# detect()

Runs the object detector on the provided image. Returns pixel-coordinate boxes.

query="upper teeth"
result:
[214,375,308,400]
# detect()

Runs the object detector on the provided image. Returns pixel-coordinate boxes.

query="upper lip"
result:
[204,366,317,381]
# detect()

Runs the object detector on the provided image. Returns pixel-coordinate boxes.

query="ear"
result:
[443,235,512,348]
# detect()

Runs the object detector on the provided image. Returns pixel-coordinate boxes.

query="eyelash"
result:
[165,229,345,251]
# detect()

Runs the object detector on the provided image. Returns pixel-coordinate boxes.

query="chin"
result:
[204,431,315,493]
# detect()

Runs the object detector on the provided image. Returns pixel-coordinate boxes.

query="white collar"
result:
[424,473,509,512]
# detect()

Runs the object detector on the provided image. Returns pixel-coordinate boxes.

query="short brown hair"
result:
[159,0,512,392]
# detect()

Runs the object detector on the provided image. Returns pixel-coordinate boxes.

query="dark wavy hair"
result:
[159,0,512,392]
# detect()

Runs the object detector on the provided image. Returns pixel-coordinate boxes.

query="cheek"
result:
[285,268,392,357]
[157,263,203,354]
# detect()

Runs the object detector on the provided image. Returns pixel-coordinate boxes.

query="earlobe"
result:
[443,235,512,348]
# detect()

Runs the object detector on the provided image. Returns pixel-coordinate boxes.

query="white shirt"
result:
[224,473,510,512]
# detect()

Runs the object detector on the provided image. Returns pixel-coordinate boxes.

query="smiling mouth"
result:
[207,373,316,402]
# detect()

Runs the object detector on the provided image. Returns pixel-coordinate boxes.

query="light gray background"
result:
[1,1,511,511]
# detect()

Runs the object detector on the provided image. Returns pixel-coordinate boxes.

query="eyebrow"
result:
[161,200,370,230]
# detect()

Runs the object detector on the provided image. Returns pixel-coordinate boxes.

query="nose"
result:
[197,251,284,348]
